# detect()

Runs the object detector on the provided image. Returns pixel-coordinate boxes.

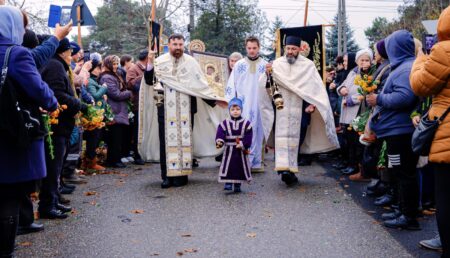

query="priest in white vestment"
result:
[225,36,273,172]
[138,34,227,188]
[262,36,340,186]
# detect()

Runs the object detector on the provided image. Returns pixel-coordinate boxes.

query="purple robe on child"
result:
[216,117,253,183]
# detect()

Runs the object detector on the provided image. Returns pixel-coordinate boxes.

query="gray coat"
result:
[337,69,364,125]
[99,73,132,125]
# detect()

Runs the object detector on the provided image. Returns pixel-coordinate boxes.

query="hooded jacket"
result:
[410,6,450,164]
[370,30,418,139]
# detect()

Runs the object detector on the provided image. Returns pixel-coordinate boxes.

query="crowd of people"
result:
[321,7,450,257]
[1,4,449,258]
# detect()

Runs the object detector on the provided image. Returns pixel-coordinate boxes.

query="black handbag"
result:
[0,46,45,149]
[411,106,450,156]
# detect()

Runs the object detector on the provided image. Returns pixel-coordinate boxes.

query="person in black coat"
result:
[38,38,88,219]
[17,25,72,234]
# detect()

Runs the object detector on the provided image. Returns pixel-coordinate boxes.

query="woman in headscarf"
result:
[99,55,132,168]
[0,6,58,257]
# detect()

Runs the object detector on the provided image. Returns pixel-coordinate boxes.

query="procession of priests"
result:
[138,33,339,188]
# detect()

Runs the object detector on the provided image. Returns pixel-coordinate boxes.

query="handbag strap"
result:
[438,106,450,123]
[0,46,15,94]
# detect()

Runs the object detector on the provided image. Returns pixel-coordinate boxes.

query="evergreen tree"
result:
[191,0,267,55]
[326,14,359,62]
[364,17,389,50]
[265,16,284,60]
[82,0,173,56]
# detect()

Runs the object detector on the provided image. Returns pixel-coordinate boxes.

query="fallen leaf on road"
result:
[116,180,125,187]
[181,233,192,237]
[372,220,381,225]
[150,253,159,256]
[89,200,97,206]
[383,206,392,210]
[71,209,78,215]
[118,173,128,177]
[298,186,306,193]
[184,248,198,253]
[176,251,184,256]
[18,242,32,247]
[84,191,97,196]
[131,209,145,214]
[246,232,257,238]
[247,192,257,197]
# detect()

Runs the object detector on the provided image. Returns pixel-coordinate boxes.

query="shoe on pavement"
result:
[374,194,393,206]
[234,183,241,193]
[381,209,401,220]
[134,158,145,165]
[17,223,44,235]
[224,183,232,191]
[56,203,72,213]
[383,215,421,230]
[126,156,134,162]
[419,235,442,251]
[161,178,172,189]
[39,209,68,219]
[63,174,87,184]
[121,157,130,163]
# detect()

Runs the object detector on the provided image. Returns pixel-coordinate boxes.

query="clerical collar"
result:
[247,55,260,61]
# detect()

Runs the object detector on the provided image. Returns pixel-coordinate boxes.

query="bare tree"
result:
[6,0,51,34]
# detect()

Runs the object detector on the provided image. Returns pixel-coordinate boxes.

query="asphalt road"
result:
[15,151,440,258]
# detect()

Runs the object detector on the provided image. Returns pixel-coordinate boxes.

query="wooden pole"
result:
[148,0,156,51]
[77,5,82,47]
[303,0,309,26]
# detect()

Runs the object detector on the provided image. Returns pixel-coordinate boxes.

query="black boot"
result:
[234,183,242,193]
[172,176,188,187]
[383,215,421,230]
[374,193,393,206]
[0,216,18,258]
[281,172,299,186]
[161,178,172,189]
[381,209,401,220]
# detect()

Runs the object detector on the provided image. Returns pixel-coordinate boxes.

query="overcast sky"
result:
[23,0,404,48]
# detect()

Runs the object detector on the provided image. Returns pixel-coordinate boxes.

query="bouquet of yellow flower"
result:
[354,66,378,96]
[42,104,67,159]
[81,105,106,131]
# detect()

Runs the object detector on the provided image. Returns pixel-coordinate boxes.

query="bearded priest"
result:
[138,34,227,188]
[263,36,339,186]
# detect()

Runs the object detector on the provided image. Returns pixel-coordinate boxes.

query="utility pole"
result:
[337,0,347,56]
[337,0,342,56]
[189,0,195,38]
[342,0,347,54]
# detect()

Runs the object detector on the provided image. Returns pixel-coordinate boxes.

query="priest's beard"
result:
[171,49,184,59]
[286,53,299,64]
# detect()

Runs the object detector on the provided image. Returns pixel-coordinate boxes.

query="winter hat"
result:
[355,48,373,63]
[89,52,102,73]
[228,97,243,111]
[70,41,81,56]
[22,29,39,49]
[56,38,72,54]
[375,39,388,59]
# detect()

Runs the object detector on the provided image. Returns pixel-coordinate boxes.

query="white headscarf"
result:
[0,6,25,45]
[355,48,373,63]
